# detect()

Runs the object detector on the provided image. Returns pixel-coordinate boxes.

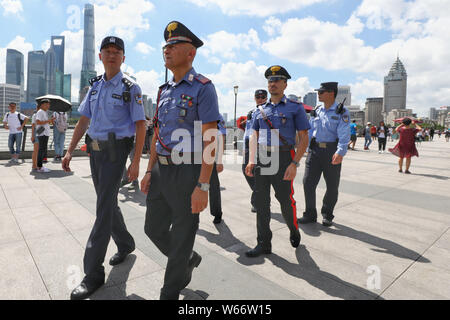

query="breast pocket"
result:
[107,99,129,122]
[176,100,197,124]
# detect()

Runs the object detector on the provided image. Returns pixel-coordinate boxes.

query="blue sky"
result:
[1,0,450,117]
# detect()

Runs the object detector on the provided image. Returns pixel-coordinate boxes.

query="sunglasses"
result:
[255,95,267,99]
[318,90,333,95]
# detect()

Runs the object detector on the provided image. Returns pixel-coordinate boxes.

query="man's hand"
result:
[216,163,224,173]
[62,152,73,172]
[191,187,208,214]
[245,163,255,177]
[140,173,151,195]
[331,153,343,165]
[283,163,297,181]
[17,126,22,131]
[127,161,140,184]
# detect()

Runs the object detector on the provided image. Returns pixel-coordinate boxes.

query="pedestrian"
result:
[52,111,68,162]
[35,99,54,173]
[437,129,441,139]
[370,123,377,141]
[30,105,40,172]
[242,89,268,213]
[430,128,435,141]
[209,116,227,224]
[348,120,357,150]
[416,129,423,145]
[445,128,450,142]
[388,127,394,142]
[388,118,421,174]
[62,36,146,300]
[364,122,372,150]
[377,121,387,153]
[140,21,221,300]
[245,65,310,257]
[299,82,351,227]
[2,102,28,164]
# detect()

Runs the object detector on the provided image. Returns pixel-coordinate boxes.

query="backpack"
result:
[6,112,25,126]
[54,112,68,133]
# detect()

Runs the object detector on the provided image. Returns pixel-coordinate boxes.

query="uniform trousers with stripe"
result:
[254,150,298,249]
[144,162,201,299]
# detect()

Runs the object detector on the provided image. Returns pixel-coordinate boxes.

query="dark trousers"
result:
[144,163,201,299]
[209,164,222,218]
[378,138,387,151]
[303,144,341,221]
[37,135,49,168]
[254,151,298,248]
[83,142,135,285]
[242,147,257,208]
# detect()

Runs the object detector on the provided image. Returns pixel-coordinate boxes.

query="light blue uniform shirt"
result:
[252,96,310,146]
[308,102,351,157]
[244,108,257,141]
[78,71,146,141]
[156,68,221,156]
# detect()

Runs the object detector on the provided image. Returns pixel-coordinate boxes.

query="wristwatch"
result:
[197,183,210,192]
[291,160,300,168]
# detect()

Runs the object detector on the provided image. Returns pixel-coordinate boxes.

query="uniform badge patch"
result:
[91,90,98,96]
[135,95,143,105]
[342,115,349,123]
[181,94,194,107]
[112,94,122,100]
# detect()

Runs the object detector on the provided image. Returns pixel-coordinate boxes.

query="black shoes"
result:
[245,245,272,258]
[322,218,333,227]
[290,229,301,248]
[109,250,134,266]
[298,215,317,224]
[213,214,222,224]
[183,251,202,289]
[405,170,411,174]
[70,281,104,300]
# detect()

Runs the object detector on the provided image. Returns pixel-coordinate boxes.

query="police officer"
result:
[299,82,350,227]
[62,36,146,300]
[242,90,267,213]
[245,66,310,257]
[209,115,227,224]
[140,21,221,300]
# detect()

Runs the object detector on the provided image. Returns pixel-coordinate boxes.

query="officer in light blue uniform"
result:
[63,36,146,300]
[141,21,221,300]
[209,115,227,224]
[242,90,267,212]
[300,82,350,227]
[244,66,310,258]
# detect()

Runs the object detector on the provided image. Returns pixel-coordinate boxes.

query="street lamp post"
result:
[233,85,239,149]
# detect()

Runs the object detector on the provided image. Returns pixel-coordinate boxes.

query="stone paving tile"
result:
[0,209,23,246]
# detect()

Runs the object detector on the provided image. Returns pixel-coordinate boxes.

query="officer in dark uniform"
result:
[243,90,267,213]
[209,115,227,224]
[245,66,310,257]
[62,36,146,300]
[140,21,221,300]
[299,82,350,227]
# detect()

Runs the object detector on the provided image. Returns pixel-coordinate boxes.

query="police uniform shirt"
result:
[308,102,351,156]
[78,71,146,141]
[156,68,221,155]
[244,108,257,141]
[251,96,310,146]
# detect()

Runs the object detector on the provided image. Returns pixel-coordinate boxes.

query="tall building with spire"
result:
[383,56,407,115]
[79,3,96,103]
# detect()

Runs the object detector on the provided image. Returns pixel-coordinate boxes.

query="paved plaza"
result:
[0,137,449,300]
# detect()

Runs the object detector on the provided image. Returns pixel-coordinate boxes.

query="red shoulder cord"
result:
[153,88,173,153]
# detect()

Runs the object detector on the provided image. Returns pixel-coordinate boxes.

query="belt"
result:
[89,137,133,152]
[311,139,338,149]
[260,145,294,152]
[157,153,201,166]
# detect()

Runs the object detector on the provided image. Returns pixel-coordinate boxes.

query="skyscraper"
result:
[303,92,317,107]
[63,74,72,102]
[44,36,65,96]
[26,50,46,103]
[6,49,24,102]
[1,83,21,117]
[79,3,96,103]
[383,56,407,115]
[336,85,351,106]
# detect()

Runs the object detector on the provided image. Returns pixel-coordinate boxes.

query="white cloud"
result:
[135,42,155,55]
[201,29,260,63]
[0,0,23,15]
[186,0,328,17]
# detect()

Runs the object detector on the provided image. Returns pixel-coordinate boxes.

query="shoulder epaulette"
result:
[195,74,211,85]
[89,75,102,86]
[159,82,169,89]
[122,76,135,90]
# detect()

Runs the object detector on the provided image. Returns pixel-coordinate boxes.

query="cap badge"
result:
[110,37,116,43]
[271,66,281,75]
[167,22,178,38]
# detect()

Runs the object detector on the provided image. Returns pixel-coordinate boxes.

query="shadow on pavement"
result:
[197,222,380,299]
[299,221,430,263]
[119,184,147,207]
[30,170,74,179]
[411,173,449,180]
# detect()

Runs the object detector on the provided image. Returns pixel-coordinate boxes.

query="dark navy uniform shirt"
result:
[251,96,310,146]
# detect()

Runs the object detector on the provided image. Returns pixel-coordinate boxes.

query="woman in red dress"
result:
[388,118,421,174]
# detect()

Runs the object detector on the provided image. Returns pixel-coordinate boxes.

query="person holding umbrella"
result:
[35,99,54,173]
[388,118,421,174]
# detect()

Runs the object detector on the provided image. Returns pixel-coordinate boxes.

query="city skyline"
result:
[1,0,449,117]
